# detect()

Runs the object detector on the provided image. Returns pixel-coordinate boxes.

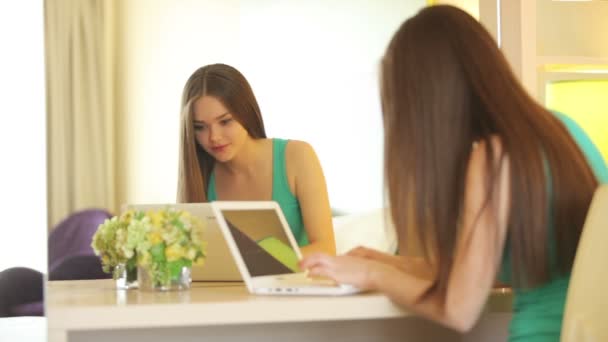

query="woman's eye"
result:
[220,118,232,126]
[194,125,205,131]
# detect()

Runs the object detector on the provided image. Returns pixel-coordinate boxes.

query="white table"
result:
[47,280,512,342]
[0,316,46,342]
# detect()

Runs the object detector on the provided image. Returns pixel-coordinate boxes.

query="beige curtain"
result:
[45,0,118,229]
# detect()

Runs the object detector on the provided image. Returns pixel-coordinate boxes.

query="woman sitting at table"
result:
[301,5,608,341]
[176,63,336,256]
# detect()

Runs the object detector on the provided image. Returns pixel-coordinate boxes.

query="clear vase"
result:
[114,262,138,290]
[137,264,191,291]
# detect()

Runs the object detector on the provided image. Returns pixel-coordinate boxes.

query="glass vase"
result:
[114,262,138,290]
[137,264,191,291]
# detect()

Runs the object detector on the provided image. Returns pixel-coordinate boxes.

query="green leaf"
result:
[167,259,190,280]
[134,211,145,220]
[126,256,137,271]
[153,261,169,286]
[126,257,138,282]
[171,218,185,231]
[150,243,166,263]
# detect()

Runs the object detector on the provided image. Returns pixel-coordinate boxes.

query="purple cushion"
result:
[10,302,43,317]
[0,268,43,317]
[48,208,112,273]
[48,254,111,281]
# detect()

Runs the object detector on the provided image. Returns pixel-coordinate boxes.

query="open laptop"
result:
[210,201,362,296]
[123,203,242,282]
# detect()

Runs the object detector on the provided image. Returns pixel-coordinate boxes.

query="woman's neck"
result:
[217,138,268,176]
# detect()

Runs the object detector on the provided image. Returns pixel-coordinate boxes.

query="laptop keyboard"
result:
[275,275,339,287]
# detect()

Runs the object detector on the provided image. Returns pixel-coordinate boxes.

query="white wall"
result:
[118,0,425,214]
[117,0,241,210]
[0,1,46,272]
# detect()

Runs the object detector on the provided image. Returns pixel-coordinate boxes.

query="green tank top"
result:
[207,138,310,247]
[498,112,608,342]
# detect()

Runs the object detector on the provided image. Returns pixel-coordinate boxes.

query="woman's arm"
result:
[301,138,510,332]
[347,246,436,280]
[286,140,336,256]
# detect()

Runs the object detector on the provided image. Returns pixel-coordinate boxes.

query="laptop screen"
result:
[219,208,300,277]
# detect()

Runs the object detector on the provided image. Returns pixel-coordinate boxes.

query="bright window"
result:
[0,1,46,272]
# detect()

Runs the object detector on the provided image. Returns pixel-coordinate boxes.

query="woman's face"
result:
[192,95,249,162]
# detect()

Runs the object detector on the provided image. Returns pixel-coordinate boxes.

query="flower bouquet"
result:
[91,208,206,291]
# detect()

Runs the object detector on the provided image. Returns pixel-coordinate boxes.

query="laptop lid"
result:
[122,202,241,282]
[210,201,300,290]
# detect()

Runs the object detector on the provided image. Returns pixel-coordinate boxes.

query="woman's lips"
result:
[211,144,228,153]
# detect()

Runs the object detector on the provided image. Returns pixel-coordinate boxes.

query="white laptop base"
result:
[250,273,360,296]
[210,201,362,296]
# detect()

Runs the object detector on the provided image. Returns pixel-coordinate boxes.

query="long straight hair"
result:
[177,64,266,202]
[381,5,598,293]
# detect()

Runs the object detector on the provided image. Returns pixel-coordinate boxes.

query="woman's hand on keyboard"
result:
[299,252,395,291]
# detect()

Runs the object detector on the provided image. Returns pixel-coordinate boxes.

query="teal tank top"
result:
[499,112,608,342]
[207,138,310,246]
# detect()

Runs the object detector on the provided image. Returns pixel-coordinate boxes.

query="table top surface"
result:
[46,279,512,331]
[0,317,46,342]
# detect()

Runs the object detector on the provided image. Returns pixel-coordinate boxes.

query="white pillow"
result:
[332,208,397,255]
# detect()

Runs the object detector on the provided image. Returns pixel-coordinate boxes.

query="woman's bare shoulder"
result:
[285,139,317,164]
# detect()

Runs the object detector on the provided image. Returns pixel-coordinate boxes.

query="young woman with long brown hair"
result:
[177,63,336,255]
[301,5,607,341]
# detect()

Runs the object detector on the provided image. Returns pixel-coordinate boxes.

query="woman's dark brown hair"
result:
[381,5,598,294]
[177,63,266,202]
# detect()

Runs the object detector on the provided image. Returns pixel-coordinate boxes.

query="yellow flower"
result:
[121,210,134,223]
[148,210,164,228]
[165,243,186,262]
[148,231,163,245]
[186,247,197,260]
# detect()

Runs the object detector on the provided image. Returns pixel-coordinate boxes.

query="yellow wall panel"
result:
[546,80,608,163]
